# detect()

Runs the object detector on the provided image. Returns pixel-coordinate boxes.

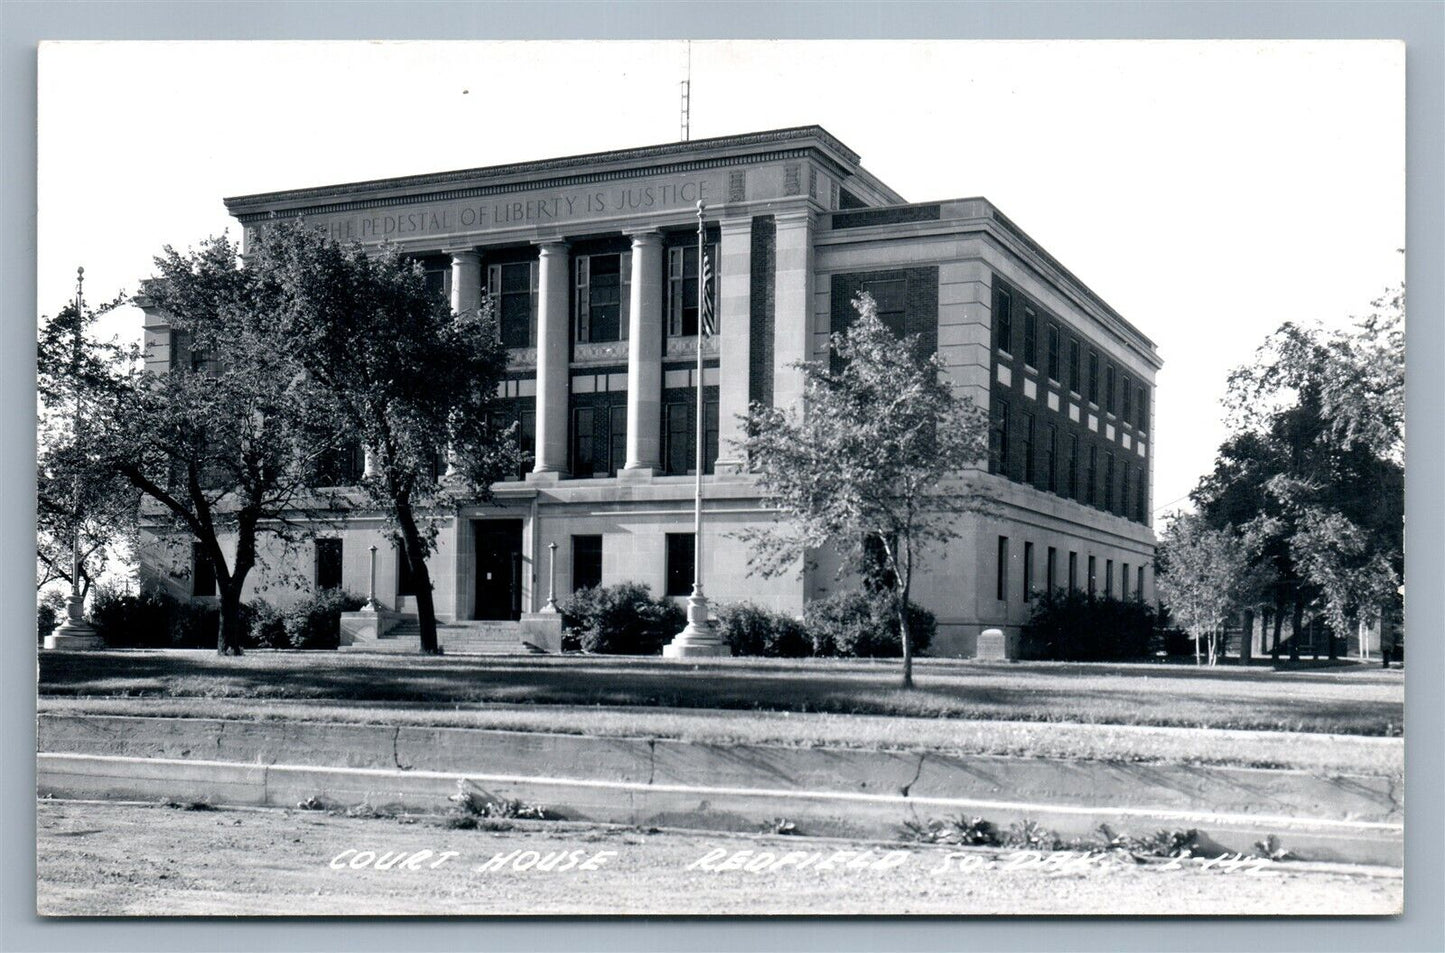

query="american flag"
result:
[699,248,715,337]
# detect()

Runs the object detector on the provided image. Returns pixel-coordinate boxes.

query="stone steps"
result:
[364,619,539,656]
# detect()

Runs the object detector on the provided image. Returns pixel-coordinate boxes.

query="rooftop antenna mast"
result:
[680,40,691,141]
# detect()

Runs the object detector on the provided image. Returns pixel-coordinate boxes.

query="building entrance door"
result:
[473,519,524,620]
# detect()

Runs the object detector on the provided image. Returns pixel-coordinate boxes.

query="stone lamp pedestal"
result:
[43,594,103,651]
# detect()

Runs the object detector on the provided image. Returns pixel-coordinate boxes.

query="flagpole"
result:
[692,201,705,597]
[663,201,727,658]
[45,266,102,649]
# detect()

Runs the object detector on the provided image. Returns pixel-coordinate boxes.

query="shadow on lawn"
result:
[37,651,1403,735]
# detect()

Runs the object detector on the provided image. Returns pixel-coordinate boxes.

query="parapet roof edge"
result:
[224,125,878,213]
[829,197,1158,357]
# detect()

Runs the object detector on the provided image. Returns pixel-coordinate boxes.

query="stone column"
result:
[448,249,482,317]
[714,216,752,471]
[623,230,664,474]
[532,241,571,475]
[772,208,815,413]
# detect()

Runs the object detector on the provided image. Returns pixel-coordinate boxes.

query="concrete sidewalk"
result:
[36,713,1403,866]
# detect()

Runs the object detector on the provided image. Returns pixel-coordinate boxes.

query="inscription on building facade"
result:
[306,175,718,244]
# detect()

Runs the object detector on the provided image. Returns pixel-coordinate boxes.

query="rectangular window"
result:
[1137,565,1146,599]
[1086,445,1098,505]
[422,265,451,304]
[1105,363,1116,415]
[663,397,721,475]
[571,407,595,477]
[996,536,1009,601]
[1023,541,1034,602]
[1088,555,1097,596]
[518,409,536,481]
[575,253,627,343]
[666,533,695,597]
[1137,385,1148,431]
[994,285,1013,354]
[704,399,719,474]
[488,261,538,348]
[1067,434,1079,499]
[1022,412,1035,485]
[1047,323,1061,381]
[667,244,718,337]
[397,543,417,597]
[1045,423,1057,493]
[1121,374,1133,424]
[1105,559,1114,598]
[1136,469,1147,522]
[1104,451,1116,512]
[990,396,1010,476]
[1069,338,1081,394]
[665,402,690,475]
[1046,546,1057,594]
[1068,551,1078,592]
[1088,350,1099,405]
[192,542,216,598]
[1023,306,1037,367]
[572,535,603,592]
[315,538,343,591]
[608,405,628,476]
[1121,467,1131,519]
[1122,562,1131,600]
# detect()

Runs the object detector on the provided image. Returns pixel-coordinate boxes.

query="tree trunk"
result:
[1327,618,1339,660]
[1289,596,1302,662]
[1241,608,1254,666]
[1270,603,1284,659]
[897,595,913,689]
[396,501,440,654]
[216,580,246,656]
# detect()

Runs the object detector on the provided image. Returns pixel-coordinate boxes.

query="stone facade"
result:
[137,126,1161,654]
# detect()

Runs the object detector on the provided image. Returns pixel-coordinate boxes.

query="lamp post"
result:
[663,202,728,658]
[364,544,379,611]
[45,267,102,650]
[543,541,559,613]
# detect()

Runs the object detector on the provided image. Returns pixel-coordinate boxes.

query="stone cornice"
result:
[226,126,870,223]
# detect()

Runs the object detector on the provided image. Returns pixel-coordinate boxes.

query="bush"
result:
[245,599,290,649]
[244,590,364,650]
[37,591,65,643]
[1020,590,1157,661]
[287,589,365,649]
[558,582,686,655]
[805,590,935,658]
[168,599,221,649]
[90,586,178,648]
[715,602,812,658]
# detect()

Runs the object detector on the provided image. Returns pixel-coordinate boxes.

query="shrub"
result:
[1020,590,1157,661]
[89,586,178,648]
[805,590,935,658]
[287,589,365,649]
[36,591,65,643]
[246,599,290,649]
[168,599,221,648]
[715,602,811,658]
[558,582,686,655]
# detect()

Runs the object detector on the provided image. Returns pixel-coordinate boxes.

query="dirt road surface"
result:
[36,799,1401,916]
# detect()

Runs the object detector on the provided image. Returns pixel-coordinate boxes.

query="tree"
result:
[244,220,518,654]
[1199,287,1405,659]
[739,292,991,688]
[36,299,140,603]
[46,236,345,654]
[1155,513,1255,665]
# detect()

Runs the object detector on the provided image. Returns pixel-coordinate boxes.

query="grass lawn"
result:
[39,649,1403,738]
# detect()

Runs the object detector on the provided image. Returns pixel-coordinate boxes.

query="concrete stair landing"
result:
[364,618,539,656]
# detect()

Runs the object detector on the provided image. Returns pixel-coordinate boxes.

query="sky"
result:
[36,40,1405,517]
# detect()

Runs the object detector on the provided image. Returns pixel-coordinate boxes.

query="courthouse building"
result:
[142,126,1160,656]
